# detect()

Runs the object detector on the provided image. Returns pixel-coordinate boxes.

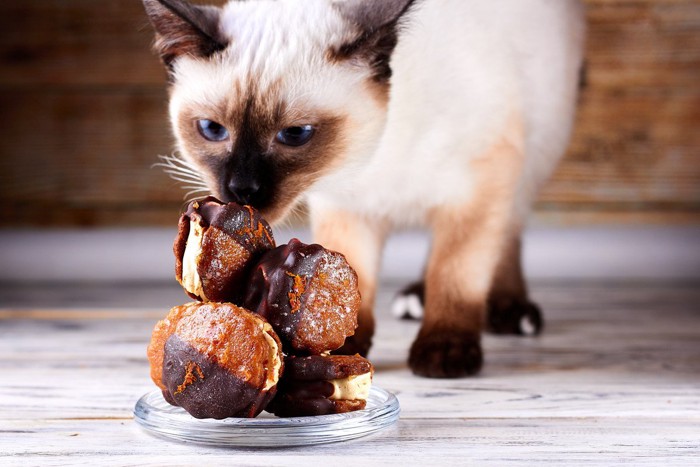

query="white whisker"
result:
[153,154,203,176]
[166,174,207,185]
[161,166,203,178]
[152,152,211,199]
[184,188,211,200]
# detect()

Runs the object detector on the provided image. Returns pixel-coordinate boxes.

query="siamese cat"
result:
[143,0,585,378]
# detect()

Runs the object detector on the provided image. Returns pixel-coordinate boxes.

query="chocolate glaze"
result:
[173,214,190,288]
[267,391,366,417]
[184,196,275,253]
[267,394,338,417]
[173,197,275,303]
[265,354,371,417]
[162,334,276,419]
[276,379,335,399]
[244,238,329,353]
[284,354,373,381]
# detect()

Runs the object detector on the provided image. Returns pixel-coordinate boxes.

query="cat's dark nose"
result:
[226,176,261,206]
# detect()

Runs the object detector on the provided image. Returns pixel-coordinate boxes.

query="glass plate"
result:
[133,386,400,447]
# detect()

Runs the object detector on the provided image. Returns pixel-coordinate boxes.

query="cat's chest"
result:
[323,154,476,225]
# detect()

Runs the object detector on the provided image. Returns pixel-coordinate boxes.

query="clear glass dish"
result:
[133,386,400,447]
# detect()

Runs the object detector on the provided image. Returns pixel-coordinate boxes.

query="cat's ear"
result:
[332,0,418,82]
[142,0,227,68]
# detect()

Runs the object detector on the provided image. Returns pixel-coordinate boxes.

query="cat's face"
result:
[145,0,414,222]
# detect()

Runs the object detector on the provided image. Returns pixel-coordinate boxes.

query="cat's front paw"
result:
[487,298,543,336]
[409,328,483,378]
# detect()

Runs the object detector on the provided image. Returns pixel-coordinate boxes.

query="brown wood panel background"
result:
[0,0,698,227]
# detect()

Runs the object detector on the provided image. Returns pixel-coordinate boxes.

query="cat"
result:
[143,0,586,378]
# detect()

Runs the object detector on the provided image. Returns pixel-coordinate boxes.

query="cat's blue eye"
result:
[276,125,315,147]
[197,119,229,142]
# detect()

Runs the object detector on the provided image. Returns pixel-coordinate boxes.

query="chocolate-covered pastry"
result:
[244,238,360,355]
[174,197,275,303]
[267,354,373,417]
[147,302,284,419]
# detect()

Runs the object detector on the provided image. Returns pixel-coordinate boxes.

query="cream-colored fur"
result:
[148,0,586,377]
[307,0,585,226]
[168,0,389,207]
[167,0,585,227]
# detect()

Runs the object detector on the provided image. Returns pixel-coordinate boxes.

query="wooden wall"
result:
[0,0,698,227]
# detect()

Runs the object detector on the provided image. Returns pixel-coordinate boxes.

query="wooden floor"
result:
[1,281,699,465]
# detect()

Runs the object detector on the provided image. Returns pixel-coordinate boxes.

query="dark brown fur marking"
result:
[143,0,227,68]
[487,235,544,335]
[330,0,419,83]
[176,94,348,222]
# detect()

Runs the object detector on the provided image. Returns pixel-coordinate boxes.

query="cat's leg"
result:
[487,232,543,335]
[409,119,524,378]
[310,206,388,357]
[391,233,543,334]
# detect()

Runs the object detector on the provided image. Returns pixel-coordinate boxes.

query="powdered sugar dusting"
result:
[297,250,360,351]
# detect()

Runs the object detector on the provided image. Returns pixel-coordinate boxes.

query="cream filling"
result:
[328,372,372,401]
[181,221,206,300]
[262,324,283,391]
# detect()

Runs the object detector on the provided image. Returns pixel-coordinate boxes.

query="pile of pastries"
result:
[146,197,373,419]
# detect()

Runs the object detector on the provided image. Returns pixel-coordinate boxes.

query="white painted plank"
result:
[1,418,699,466]
[0,283,699,464]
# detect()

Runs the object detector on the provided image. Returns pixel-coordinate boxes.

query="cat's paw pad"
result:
[409,330,482,378]
[391,281,425,320]
[488,298,543,336]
